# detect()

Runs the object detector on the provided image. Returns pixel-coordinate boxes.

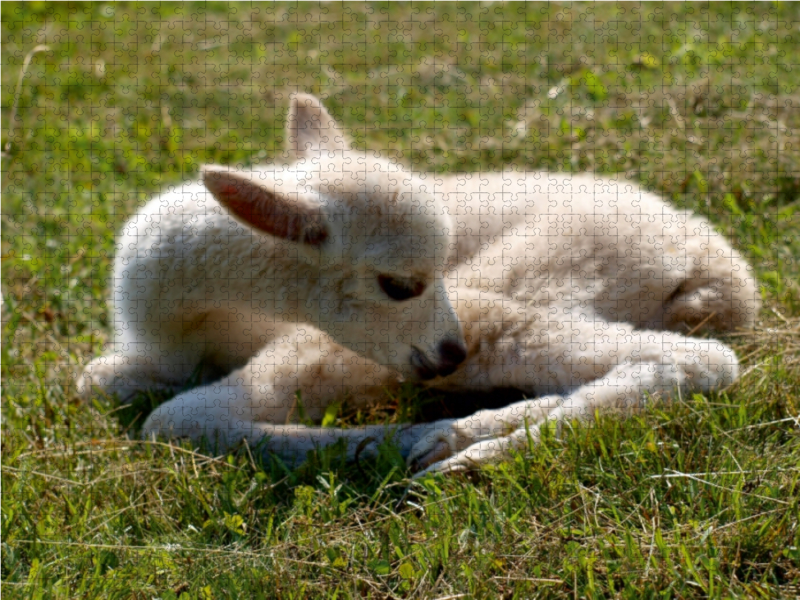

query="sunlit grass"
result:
[3,3,799,598]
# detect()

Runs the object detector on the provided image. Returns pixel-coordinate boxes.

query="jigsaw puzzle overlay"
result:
[6,4,768,473]
[77,90,759,476]
[6,3,800,595]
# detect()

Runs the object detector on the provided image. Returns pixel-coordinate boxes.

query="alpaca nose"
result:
[436,339,467,377]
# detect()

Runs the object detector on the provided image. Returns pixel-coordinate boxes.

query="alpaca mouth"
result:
[410,347,438,381]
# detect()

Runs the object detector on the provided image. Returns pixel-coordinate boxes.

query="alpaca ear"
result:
[286,93,349,159]
[202,165,328,246]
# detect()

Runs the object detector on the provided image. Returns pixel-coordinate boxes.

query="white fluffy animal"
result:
[79,93,760,475]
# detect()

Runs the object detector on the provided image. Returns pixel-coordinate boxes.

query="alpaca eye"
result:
[377,274,426,301]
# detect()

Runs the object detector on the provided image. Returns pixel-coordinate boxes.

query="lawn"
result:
[2,2,799,598]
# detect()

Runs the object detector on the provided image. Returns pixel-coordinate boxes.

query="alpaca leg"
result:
[410,331,739,473]
[141,385,438,465]
[78,319,299,405]
[139,329,451,464]
[140,363,452,465]
[77,352,192,404]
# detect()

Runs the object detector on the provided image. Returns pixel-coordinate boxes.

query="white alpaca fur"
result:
[79,93,760,474]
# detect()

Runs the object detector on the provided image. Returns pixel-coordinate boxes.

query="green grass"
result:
[2,2,799,598]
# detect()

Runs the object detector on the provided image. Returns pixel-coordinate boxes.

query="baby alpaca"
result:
[79,93,760,475]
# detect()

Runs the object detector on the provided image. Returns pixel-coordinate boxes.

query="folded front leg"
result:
[411,331,740,474]
[140,379,460,466]
[142,395,438,465]
[139,327,438,465]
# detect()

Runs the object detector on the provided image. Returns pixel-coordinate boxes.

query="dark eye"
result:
[377,274,426,301]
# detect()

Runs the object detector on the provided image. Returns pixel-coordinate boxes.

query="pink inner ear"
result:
[208,174,328,247]
[219,184,240,199]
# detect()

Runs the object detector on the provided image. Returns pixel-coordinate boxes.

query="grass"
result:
[2,2,799,598]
